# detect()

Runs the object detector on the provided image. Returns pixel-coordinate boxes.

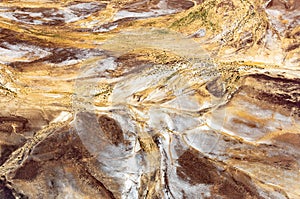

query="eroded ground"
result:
[0,0,300,198]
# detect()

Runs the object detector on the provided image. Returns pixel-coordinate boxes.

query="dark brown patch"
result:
[256,91,300,110]
[266,0,300,11]
[46,48,78,64]
[216,176,256,199]
[38,161,117,199]
[231,150,298,170]
[50,47,103,63]
[176,149,218,184]
[83,17,139,33]
[0,180,15,199]
[195,0,205,4]
[239,84,300,116]
[205,77,225,97]
[13,160,41,181]
[267,155,298,170]
[4,7,65,26]
[231,118,258,128]
[76,165,116,199]
[294,31,300,38]
[4,3,106,25]
[239,74,300,116]
[217,0,235,9]
[0,27,58,60]
[0,123,13,134]
[116,52,152,68]
[167,0,195,10]
[213,167,263,199]
[0,144,19,166]
[9,47,103,70]
[286,43,300,52]
[0,27,102,70]
[0,116,28,123]
[217,180,247,199]
[249,73,300,88]
[0,116,28,134]
[98,115,124,146]
[177,149,263,198]
[31,128,91,161]
[274,133,300,148]
[23,126,117,198]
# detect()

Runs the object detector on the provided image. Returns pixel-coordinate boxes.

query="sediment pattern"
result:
[0,0,299,198]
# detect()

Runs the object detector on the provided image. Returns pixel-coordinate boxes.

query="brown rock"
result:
[13,160,41,181]
[176,149,218,184]
[98,115,124,146]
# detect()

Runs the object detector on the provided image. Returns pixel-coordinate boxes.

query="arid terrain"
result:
[0,0,300,198]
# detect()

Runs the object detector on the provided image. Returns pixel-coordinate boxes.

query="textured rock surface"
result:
[0,0,299,198]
